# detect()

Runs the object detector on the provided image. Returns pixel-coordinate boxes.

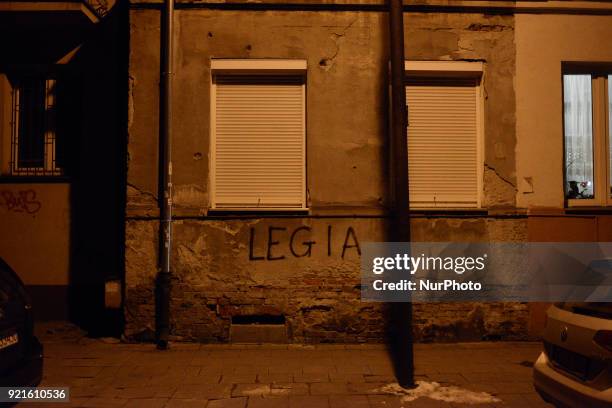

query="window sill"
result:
[409,208,488,216]
[0,176,70,184]
[207,208,310,216]
[565,207,612,215]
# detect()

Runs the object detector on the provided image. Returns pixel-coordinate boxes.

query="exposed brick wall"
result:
[124,218,530,343]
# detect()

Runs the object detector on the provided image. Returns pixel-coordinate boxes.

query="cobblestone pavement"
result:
[18,324,551,408]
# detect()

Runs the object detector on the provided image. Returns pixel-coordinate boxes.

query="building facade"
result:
[123,0,612,343]
[2,0,612,343]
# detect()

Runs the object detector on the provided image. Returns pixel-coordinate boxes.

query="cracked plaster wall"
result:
[128,10,517,214]
[126,9,527,342]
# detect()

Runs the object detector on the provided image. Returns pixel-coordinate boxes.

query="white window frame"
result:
[564,73,612,207]
[404,61,485,209]
[209,59,308,211]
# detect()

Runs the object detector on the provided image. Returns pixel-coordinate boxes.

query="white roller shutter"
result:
[406,78,481,208]
[212,75,305,209]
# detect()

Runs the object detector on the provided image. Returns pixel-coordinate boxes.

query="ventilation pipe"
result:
[388,0,415,388]
[156,0,174,350]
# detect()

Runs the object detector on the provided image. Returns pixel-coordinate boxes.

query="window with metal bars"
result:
[10,76,63,176]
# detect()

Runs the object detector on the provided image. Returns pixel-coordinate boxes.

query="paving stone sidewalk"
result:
[18,324,551,408]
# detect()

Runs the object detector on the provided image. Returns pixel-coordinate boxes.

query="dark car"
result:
[0,258,43,388]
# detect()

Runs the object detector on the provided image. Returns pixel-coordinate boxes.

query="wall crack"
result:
[319,18,357,71]
[127,182,158,201]
[484,163,517,191]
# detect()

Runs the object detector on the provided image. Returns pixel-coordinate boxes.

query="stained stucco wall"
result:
[0,183,71,319]
[125,8,526,342]
[515,14,612,210]
[0,183,70,286]
[127,10,517,214]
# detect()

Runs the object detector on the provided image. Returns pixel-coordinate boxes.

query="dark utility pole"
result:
[157,0,174,350]
[388,0,415,388]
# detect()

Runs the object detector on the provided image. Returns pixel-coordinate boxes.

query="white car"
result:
[534,302,612,407]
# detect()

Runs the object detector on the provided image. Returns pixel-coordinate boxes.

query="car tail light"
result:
[593,330,612,352]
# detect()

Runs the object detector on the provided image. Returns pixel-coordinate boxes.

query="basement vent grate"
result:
[231,314,286,325]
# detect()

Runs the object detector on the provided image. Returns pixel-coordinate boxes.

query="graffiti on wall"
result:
[249,225,361,261]
[0,190,42,215]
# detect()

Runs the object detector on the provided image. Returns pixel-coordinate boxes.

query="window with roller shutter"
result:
[405,61,484,209]
[210,60,307,210]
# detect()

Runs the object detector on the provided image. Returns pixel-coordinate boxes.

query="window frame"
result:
[404,61,485,210]
[1,67,66,178]
[562,65,612,208]
[10,77,61,176]
[209,59,308,212]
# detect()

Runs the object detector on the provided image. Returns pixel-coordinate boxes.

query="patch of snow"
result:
[377,381,500,404]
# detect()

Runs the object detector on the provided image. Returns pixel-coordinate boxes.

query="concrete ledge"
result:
[0,2,100,22]
[128,0,612,15]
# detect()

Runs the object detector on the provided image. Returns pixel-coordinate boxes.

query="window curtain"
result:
[564,75,594,198]
[609,75,612,197]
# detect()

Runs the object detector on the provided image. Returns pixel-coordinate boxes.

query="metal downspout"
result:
[157,0,174,350]
[388,0,415,388]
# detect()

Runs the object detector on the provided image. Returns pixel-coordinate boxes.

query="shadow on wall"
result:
[66,3,129,337]
[0,3,128,335]
[373,34,417,387]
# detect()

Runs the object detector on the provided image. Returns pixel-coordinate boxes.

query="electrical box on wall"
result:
[105,279,121,309]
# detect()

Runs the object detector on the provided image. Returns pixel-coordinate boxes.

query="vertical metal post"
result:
[388,0,415,388]
[157,0,174,350]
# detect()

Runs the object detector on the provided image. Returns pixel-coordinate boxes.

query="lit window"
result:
[563,71,612,206]
[609,75,612,198]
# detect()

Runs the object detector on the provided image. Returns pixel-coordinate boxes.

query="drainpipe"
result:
[157,0,174,350]
[388,0,415,388]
